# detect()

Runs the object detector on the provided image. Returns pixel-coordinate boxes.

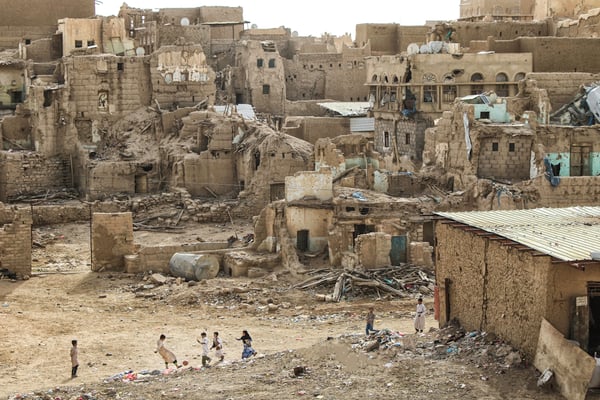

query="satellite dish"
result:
[407,43,419,55]
[180,17,190,26]
[135,47,145,56]
[251,23,258,29]
[420,44,431,54]
[429,41,443,53]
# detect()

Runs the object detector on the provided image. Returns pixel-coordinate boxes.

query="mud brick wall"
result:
[66,56,152,116]
[0,205,32,278]
[91,212,134,272]
[532,176,600,207]
[0,26,56,49]
[0,152,70,202]
[86,161,136,200]
[157,25,210,50]
[524,72,599,110]
[31,203,92,226]
[477,136,531,182]
[374,118,419,160]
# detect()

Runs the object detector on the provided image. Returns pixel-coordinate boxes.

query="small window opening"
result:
[117,62,124,71]
[509,143,515,152]
[492,142,499,151]
[75,40,83,48]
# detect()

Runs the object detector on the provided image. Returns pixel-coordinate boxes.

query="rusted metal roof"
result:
[435,206,600,262]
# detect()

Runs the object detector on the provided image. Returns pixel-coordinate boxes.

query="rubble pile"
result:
[345,321,524,374]
[294,265,435,301]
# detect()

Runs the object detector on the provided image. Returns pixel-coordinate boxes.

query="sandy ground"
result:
[0,223,571,399]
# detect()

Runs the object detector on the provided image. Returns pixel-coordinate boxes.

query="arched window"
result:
[392,75,399,84]
[470,73,484,95]
[515,72,526,82]
[383,75,389,83]
[495,73,509,97]
[371,74,378,83]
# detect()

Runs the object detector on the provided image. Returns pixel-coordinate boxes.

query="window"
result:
[87,40,95,47]
[509,142,515,152]
[423,85,436,103]
[268,59,275,68]
[25,39,31,45]
[405,133,411,145]
[257,58,264,67]
[75,40,83,48]
[480,111,490,119]
[492,142,499,151]
[383,132,390,148]
[443,85,457,103]
[496,73,509,97]
[262,84,270,94]
[117,62,124,71]
[471,73,484,95]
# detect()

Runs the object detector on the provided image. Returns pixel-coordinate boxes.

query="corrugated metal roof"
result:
[213,104,255,120]
[318,102,370,117]
[435,207,600,262]
[350,117,374,132]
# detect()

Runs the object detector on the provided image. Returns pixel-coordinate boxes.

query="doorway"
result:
[297,230,309,252]
[589,282,600,354]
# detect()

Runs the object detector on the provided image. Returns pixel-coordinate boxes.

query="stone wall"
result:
[0,205,32,278]
[528,176,600,207]
[91,212,134,272]
[0,152,71,202]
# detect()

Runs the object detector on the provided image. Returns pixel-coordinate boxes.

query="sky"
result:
[95,0,460,38]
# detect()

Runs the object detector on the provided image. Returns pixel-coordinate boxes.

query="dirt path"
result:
[0,223,566,399]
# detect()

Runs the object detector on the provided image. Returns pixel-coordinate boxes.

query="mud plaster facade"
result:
[0,204,32,277]
[354,24,429,56]
[435,221,600,358]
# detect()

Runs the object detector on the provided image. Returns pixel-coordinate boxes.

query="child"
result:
[197,332,211,367]
[365,307,376,335]
[211,331,225,362]
[155,334,181,369]
[70,339,79,378]
[237,330,256,359]
[414,297,426,333]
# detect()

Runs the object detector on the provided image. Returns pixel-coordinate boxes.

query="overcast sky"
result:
[95,1,460,37]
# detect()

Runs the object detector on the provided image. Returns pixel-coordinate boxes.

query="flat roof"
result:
[435,206,600,262]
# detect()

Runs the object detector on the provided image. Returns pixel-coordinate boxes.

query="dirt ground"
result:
[0,222,570,399]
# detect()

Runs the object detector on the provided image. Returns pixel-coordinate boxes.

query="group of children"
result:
[69,330,257,378]
[156,330,256,370]
[365,297,427,336]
